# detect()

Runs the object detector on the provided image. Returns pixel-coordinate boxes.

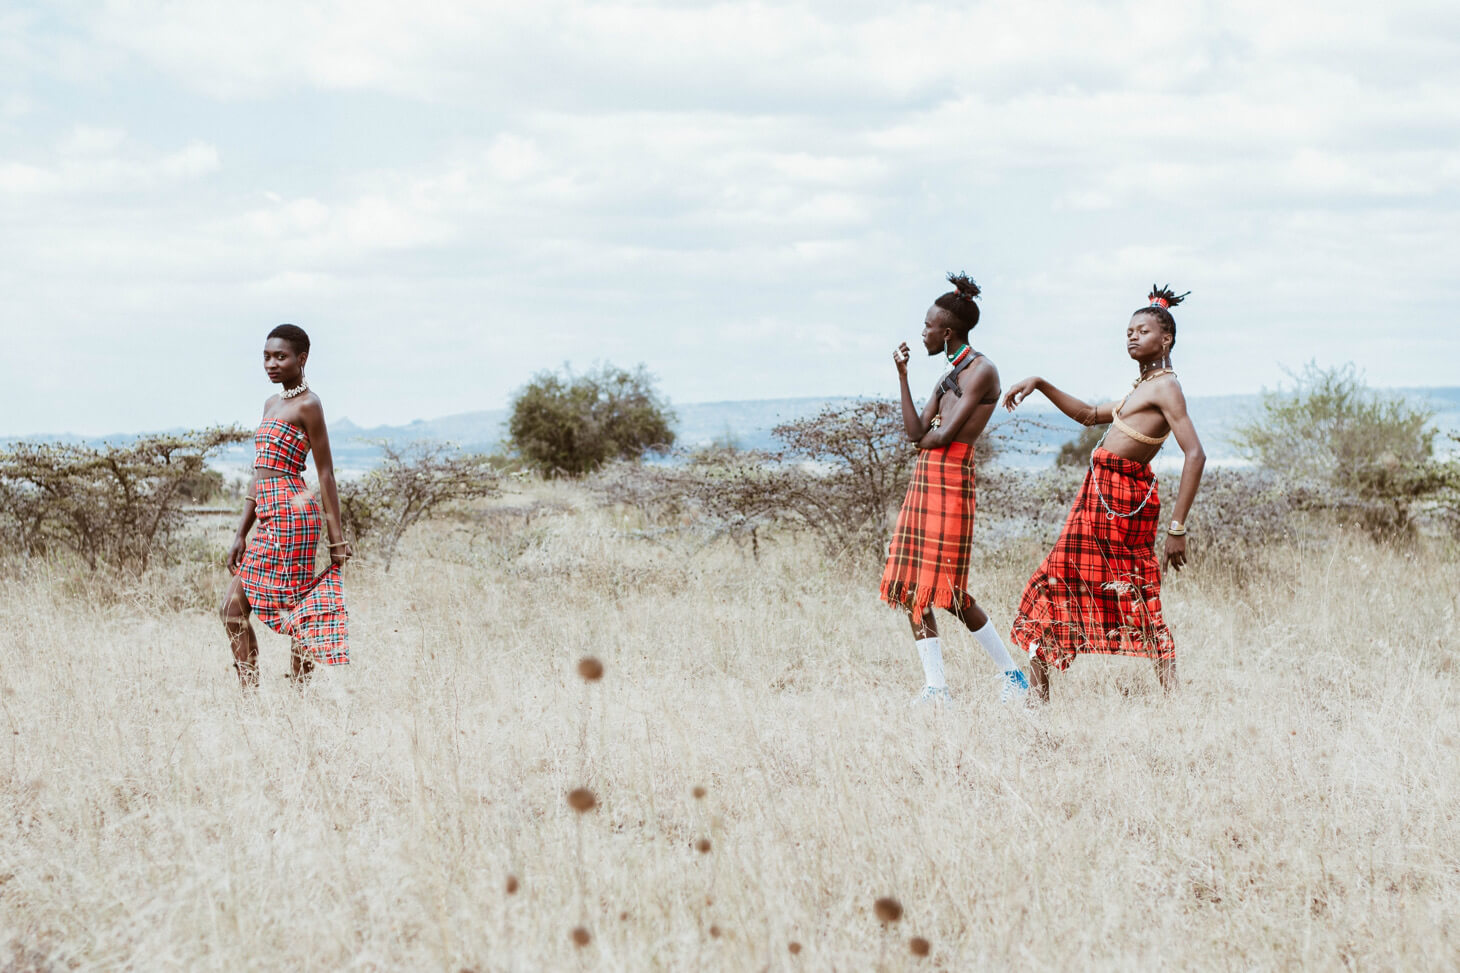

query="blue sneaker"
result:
[910,685,952,708]
[999,669,1030,704]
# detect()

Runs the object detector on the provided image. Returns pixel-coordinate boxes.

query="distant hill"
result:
[312,387,1460,475]
[11,388,1460,480]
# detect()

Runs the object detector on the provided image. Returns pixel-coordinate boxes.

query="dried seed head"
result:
[910,937,931,957]
[505,875,519,894]
[788,941,802,955]
[709,925,722,938]
[874,897,904,923]
[577,657,604,682]
[567,788,597,813]
[696,838,712,854]
[571,927,591,947]
[692,785,707,799]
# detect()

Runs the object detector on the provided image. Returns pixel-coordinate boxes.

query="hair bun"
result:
[946,271,981,302]
[1147,283,1190,310]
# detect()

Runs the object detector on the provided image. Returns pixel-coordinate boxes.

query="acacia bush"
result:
[1234,363,1444,537]
[1427,434,1460,537]
[768,400,914,558]
[508,364,675,476]
[592,448,791,556]
[338,441,502,571]
[593,400,1056,561]
[1055,423,1110,467]
[0,427,248,572]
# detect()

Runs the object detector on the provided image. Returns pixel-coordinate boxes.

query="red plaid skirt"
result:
[1010,447,1173,670]
[879,441,976,617]
[236,475,349,665]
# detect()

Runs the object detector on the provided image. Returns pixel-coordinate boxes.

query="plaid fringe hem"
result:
[879,578,975,618]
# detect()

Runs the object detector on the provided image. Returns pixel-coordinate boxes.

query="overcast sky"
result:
[3,0,1457,436]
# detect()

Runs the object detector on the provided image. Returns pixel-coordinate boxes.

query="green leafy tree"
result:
[1233,362,1439,535]
[508,364,676,476]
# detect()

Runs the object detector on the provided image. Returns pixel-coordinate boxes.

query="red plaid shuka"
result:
[879,441,977,617]
[237,474,350,665]
[1010,446,1173,670]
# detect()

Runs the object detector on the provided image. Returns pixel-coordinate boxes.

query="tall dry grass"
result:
[2,482,1458,970]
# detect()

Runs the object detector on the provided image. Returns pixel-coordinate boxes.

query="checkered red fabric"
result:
[1010,446,1173,670]
[254,418,309,474]
[237,474,350,665]
[879,441,976,617]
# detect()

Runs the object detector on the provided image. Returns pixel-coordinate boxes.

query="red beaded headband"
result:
[1148,295,1170,309]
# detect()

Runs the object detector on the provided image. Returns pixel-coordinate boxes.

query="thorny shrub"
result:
[338,440,502,571]
[0,427,248,572]
[594,401,1050,562]
[1233,362,1448,538]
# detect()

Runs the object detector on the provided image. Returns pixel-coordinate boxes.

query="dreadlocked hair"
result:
[933,272,981,336]
[1136,283,1189,348]
[267,323,311,356]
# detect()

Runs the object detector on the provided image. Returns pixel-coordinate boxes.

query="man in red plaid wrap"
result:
[880,273,1030,706]
[1002,285,1207,701]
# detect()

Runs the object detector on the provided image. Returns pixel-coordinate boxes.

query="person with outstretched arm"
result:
[1002,285,1206,702]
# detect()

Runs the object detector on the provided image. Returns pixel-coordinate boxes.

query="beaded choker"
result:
[1131,367,1174,390]
[946,345,971,367]
[279,378,310,399]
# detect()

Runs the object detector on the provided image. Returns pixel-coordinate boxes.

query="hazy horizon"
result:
[11,383,1459,449]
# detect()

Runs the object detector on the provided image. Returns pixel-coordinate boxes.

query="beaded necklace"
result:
[1131,366,1175,389]
[929,345,975,429]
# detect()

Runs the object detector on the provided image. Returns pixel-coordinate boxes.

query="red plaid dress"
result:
[879,441,976,617]
[1010,446,1173,670]
[236,420,349,665]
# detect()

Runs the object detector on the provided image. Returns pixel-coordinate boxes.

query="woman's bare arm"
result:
[226,472,257,572]
[1157,384,1205,525]
[298,398,351,565]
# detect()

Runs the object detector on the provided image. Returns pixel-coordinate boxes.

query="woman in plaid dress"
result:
[1002,286,1207,701]
[880,273,1030,706]
[221,325,351,689]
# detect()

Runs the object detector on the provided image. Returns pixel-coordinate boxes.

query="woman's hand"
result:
[226,535,248,574]
[331,541,353,568]
[1163,534,1187,571]
[894,342,911,378]
[1002,377,1040,412]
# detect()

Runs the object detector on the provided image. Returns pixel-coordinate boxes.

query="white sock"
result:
[915,637,946,689]
[971,620,1017,672]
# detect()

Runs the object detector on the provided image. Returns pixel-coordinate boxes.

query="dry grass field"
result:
[2,481,1458,970]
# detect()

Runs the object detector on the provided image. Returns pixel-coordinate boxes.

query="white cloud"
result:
[0,0,1456,435]
[0,127,220,196]
[160,141,221,179]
